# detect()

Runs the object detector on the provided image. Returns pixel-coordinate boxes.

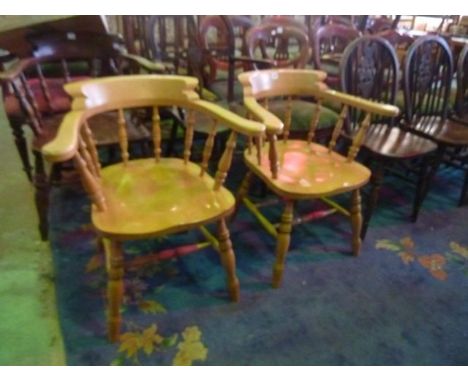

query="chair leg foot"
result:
[103,238,124,342]
[272,200,294,288]
[351,189,362,257]
[33,152,49,241]
[217,218,240,302]
[361,164,384,240]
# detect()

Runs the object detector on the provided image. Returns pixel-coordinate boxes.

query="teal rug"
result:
[49,158,468,365]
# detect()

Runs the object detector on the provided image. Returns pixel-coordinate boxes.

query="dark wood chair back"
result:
[146,15,196,73]
[403,35,454,124]
[455,43,468,120]
[311,24,360,86]
[246,23,310,69]
[340,35,400,129]
[199,15,254,82]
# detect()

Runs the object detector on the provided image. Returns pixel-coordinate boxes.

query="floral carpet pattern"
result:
[49,159,468,365]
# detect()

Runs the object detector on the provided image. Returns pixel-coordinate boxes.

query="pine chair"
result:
[236,69,399,288]
[41,75,265,342]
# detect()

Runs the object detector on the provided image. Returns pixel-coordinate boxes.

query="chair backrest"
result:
[311,24,360,71]
[340,35,400,129]
[146,16,196,73]
[246,23,310,69]
[403,35,454,124]
[238,69,400,178]
[1,32,129,136]
[121,16,152,57]
[42,75,265,211]
[455,43,468,119]
[199,15,254,74]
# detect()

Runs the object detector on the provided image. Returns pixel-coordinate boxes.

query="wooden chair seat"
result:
[362,124,437,159]
[411,116,468,146]
[244,140,371,199]
[31,111,150,150]
[92,158,235,238]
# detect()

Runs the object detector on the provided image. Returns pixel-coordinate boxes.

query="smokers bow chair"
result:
[236,69,400,288]
[41,75,265,342]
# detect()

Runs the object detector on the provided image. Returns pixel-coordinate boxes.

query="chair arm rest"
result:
[42,111,86,162]
[193,99,265,137]
[320,89,400,117]
[243,96,284,134]
[120,53,167,74]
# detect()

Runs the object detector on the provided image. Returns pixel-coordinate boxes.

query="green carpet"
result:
[0,95,65,365]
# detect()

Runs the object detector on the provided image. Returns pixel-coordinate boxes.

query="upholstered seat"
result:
[93,158,235,238]
[268,99,339,133]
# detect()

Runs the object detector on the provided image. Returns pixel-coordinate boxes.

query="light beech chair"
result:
[42,74,265,342]
[236,69,400,287]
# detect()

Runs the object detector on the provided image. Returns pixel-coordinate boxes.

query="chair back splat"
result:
[237,68,399,287]
[42,74,265,341]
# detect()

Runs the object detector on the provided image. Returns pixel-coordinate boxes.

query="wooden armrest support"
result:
[42,111,86,162]
[243,97,284,134]
[319,89,400,117]
[193,99,265,137]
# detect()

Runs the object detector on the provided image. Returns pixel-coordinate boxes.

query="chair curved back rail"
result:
[246,23,310,70]
[239,69,400,178]
[311,24,360,72]
[403,35,454,124]
[42,75,265,218]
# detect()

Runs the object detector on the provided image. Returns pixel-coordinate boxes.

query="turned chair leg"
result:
[272,200,294,288]
[217,218,240,302]
[103,238,125,342]
[361,163,384,240]
[33,151,49,241]
[232,171,253,220]
[10,117,33,182]
[350,189,362,257]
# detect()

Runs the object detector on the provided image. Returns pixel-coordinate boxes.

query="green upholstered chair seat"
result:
[268,99,339,132]
[209,80,244,102]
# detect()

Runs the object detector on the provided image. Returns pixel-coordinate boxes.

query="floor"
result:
[0,99,65,365]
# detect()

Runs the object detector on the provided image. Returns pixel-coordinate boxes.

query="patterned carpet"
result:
[49,157,468,366]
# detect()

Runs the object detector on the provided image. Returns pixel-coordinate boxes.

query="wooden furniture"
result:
[402,35,468,206]
[453,43,468,123]
[339,36,438,238]
[311,24,360,87]
[0,16,108,57]
[199,15,255,88]
[145,16,196,74]
[0,31,164,240]
[244,23,339,139]
[246,22,310,69]
[236,69,400,287]
[42,74,265,341]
